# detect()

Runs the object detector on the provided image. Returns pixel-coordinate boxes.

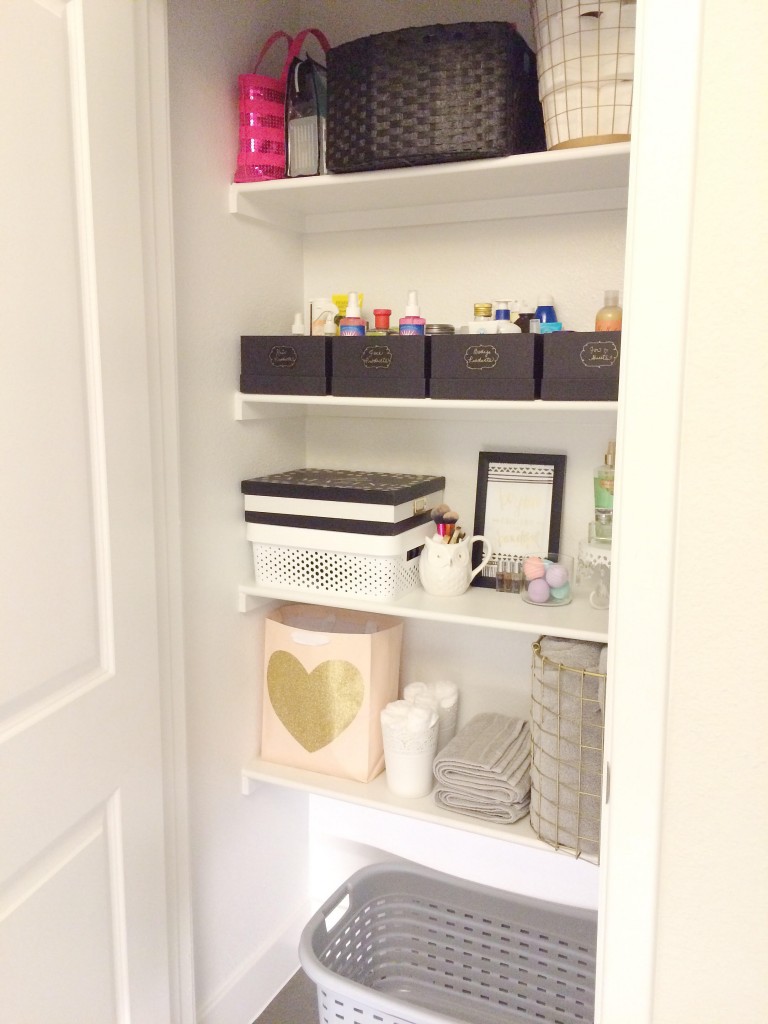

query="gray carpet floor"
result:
[252,969,318,1024]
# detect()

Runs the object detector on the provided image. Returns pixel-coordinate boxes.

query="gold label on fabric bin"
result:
[464,344,499,371]
[268,345,298,369]
[361,344,393,370]
[267,651,364,752]
[579,340,619,369]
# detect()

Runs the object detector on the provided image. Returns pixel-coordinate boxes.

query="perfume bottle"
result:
[594,440,616,527]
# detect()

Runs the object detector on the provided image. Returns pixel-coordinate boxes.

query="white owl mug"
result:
[418,533,491,597]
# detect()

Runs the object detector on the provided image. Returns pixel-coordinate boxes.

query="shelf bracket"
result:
[241,771,258,796]
[235,393,308,421]
[238,589,271,613]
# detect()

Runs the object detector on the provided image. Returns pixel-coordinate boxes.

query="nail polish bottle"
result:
[496,559,506,592]
[496,558,513,593]
[510,557,522,594]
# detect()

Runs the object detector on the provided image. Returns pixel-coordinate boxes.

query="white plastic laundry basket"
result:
[300,863,597,1024]
[530,0,636,149]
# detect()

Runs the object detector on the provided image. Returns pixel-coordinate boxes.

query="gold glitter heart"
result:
[266,651,365,752]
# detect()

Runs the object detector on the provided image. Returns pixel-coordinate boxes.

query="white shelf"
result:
[237,582,608,642]
[229,143,630,234]
[236,391,619,421]
[241,757,580,857]
[233,143,618,878]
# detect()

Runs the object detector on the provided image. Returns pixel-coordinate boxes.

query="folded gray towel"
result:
[539,636,603,672]
[433,713,531,813]
[434,787,530,824]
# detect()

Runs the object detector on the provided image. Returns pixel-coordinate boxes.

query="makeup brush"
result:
[432,505,459,540]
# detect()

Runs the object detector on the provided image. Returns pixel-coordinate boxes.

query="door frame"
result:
[598,0,704,1020]
[134,2,195,1019]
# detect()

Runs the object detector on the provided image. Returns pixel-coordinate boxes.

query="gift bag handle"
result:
[283,27,330,78]
[252,30,293,74]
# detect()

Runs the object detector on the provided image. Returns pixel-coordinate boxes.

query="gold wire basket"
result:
[530,638,606,863]
[529,0,636,150]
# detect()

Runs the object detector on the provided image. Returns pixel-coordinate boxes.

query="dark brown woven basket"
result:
[327,22,546,174]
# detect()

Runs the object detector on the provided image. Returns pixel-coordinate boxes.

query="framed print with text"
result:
[471,452,566,587]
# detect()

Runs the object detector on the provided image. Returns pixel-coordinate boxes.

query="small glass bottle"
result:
[595,290,623,331]
[367,308,392,336]
[510,557,522,594]
[496,557,512,593]
[468,302,496,334]
[513,300,535,333]
[594,440,616,524]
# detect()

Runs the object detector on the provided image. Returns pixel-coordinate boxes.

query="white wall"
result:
[652,2,768,1019]
[165,0,626,1019]
[311,0,534,49]
[163,1,768,1021]
[166,1,313,1020]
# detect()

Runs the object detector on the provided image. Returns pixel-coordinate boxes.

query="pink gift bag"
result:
[261,604,402,782]
[234,27,329,183]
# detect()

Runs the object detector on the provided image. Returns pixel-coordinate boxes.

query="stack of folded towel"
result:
[433,712,531,824]
[530,636,607,863]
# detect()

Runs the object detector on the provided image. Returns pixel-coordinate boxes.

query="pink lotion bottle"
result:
[399,290,426,335]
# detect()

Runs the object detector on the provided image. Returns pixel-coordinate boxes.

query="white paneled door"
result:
[0,1,173,1020]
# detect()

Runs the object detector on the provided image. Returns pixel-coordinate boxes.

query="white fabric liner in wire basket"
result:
[529,0,636,149]
[530,637,606,863]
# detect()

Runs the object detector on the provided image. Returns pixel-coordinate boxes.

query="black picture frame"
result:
[471,452,567,588]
